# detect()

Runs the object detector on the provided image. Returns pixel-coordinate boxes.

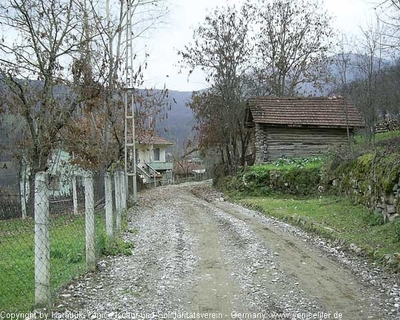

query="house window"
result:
[153,147,160,161]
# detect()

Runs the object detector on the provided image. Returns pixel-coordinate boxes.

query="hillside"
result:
[155,90,196,150]
[301,53,393,96]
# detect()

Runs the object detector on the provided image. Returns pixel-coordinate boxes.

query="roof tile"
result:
[246,96,365,128]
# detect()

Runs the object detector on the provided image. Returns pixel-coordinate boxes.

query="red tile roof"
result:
[136,134,174,146]
[246,96,365,128]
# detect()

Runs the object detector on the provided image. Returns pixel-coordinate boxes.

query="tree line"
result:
[178,0,400,170]
[0,0,169,215]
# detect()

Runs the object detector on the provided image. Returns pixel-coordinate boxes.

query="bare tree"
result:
[352,17,390,144]
[178,2,253,168]
[254,0,334,96]
[0,0,101,215]
[331,35,362,149]
[0,0,170,215]
[179,0,336,169]
[75,0,170,169]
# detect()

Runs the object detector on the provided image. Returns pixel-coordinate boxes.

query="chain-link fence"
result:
[0,170,127,313]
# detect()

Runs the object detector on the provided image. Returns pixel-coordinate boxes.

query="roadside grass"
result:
[354,130,400,146]
[0,211,133,312]
[220,132,400,271]
[237,195,400,270]
[250,156,323,171]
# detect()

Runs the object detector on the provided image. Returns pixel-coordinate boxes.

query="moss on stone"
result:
[325,149,400,220]
[222,160,322,197]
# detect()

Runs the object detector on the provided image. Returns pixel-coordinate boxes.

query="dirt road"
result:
[53,181,400,319]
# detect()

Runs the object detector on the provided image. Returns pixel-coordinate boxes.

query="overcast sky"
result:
[139,0,378,92]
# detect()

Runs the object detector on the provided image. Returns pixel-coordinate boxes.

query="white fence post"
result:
[114,171,121,234]
[84,174,96,271]
[34,172,50,309]
[105,172,113,240]
[20,178,27,219]
[72,175,78,215]
[120,171,127,211]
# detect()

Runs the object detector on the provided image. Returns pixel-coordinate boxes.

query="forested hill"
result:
[156,90,196,149]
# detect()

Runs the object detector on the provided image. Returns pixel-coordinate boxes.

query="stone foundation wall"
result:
[328,153,400,222]
[254,123,267,164]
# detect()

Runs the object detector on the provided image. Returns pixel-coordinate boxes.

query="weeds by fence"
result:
[0,188,21,220]
[0,170,128,312]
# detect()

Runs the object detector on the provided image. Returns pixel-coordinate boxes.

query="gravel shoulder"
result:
[53,181,400,319]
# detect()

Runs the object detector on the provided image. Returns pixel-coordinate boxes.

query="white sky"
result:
[140,0,379,92]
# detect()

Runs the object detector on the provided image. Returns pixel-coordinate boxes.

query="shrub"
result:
[362,211,385,227]
[220,157,323,197]
[0,187,20,220]
[395,219,400,242]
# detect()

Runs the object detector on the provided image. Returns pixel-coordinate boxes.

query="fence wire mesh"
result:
[0,170,123,312]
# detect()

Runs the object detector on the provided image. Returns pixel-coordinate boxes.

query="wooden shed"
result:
[245,96,365,163]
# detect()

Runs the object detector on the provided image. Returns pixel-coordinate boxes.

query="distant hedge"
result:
[218,157,323,197]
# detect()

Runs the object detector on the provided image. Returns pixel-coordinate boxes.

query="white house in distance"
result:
[134,133,174,185]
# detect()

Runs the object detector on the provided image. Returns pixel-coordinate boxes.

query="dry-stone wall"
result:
[327,153,400,222]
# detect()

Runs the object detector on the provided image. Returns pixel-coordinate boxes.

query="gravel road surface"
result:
[53,181,400,320]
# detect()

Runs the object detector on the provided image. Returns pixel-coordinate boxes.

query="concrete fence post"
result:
[72,175,78,215]
[20,178,27,219]
[114,171,121,234]
[105,172,113,240]
[34,172,50,309]
[84,174,96,271]
[120,171,127,211]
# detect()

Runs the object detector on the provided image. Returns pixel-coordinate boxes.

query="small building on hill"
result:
[245,96,365,163]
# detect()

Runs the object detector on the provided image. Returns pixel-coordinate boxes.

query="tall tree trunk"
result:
[225,144,232,167]
[27,172,36,218]
[219,147,225,165]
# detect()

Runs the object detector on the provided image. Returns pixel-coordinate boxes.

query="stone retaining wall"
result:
[327,153,400,222]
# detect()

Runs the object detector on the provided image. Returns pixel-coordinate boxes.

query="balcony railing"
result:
[149,162,173,171]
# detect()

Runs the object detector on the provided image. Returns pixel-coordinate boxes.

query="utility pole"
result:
[124,0,137,203]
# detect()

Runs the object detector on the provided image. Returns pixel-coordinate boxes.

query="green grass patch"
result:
[354,130,400,146]
[0,218,35,312]
[238,195,400,270]
[258,156,324,170]
[0,211,132,312]
[219,157,324,198]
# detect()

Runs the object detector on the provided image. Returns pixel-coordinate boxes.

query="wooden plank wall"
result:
[260,126,350,162]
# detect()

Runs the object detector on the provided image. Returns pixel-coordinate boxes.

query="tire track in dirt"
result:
[177,196,239,314]
[209,199,392,319]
